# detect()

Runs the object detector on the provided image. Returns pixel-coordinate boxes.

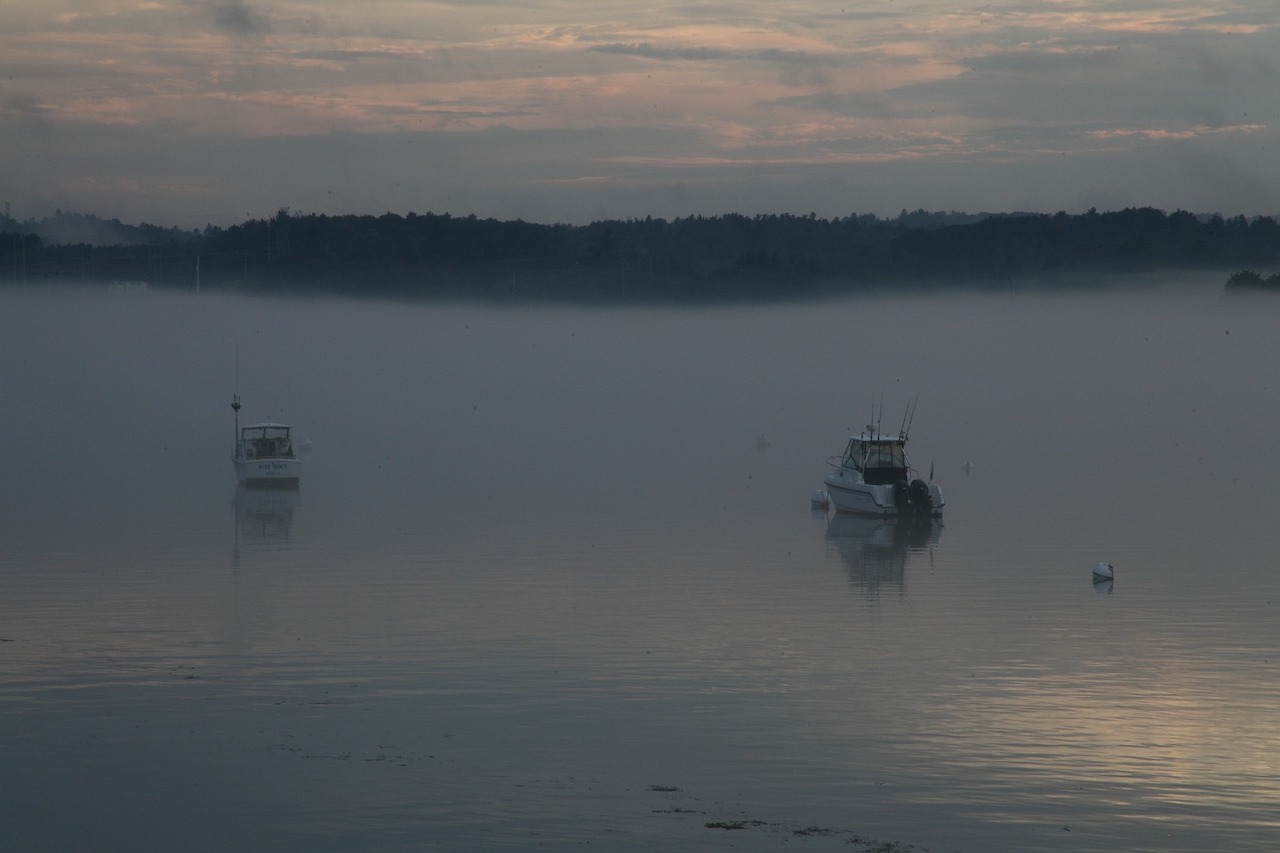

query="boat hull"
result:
[233,456,301,486]
[823,472,897,516]
[823,470,943,518]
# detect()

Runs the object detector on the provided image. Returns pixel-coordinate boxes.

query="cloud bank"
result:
[0,0,1275,227]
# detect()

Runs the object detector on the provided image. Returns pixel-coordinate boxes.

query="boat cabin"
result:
[238,423,295,460]
[840,434,908,486]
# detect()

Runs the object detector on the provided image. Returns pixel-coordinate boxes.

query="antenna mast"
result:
[231,346,242,454]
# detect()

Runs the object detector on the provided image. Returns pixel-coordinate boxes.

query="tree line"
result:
[2,206,1278,300]
[1225,269,1280,291]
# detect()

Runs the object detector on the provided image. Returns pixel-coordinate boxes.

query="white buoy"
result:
[1092,562,1114,581]
[810,490,830,510]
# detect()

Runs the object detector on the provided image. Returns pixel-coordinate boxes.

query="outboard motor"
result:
[909,478,934,517]
[893,480,912,513]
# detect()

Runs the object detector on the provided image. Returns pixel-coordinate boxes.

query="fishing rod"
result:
[901,393,919,440]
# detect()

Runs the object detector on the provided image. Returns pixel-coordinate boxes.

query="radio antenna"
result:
[232,346,242,453]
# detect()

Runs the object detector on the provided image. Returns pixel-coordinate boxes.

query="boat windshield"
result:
[842,438,908,484]
[864,442,906,469]
[240,426,294,458]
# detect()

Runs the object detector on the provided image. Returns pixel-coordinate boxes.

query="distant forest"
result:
[2,206,1278,300]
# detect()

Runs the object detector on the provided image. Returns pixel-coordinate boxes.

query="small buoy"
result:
[1092,562,1114,580]
[810,490,830,510]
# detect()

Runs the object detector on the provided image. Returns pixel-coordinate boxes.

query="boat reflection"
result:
[233,484,300,551]
[825,513,941,595]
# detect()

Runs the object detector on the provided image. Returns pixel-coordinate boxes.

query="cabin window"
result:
[843,440,864,469]
[864,443,906,469]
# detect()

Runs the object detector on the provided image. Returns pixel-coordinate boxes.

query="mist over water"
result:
[3,278,1280,851]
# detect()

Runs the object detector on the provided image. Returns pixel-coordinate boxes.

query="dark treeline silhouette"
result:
[1225,269,1280,291]
[0,210,192,247]
[3,206,1279,299]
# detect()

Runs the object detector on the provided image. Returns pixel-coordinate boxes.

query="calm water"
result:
[3,279,1280,851]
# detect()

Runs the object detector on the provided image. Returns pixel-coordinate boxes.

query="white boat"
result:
[231,395,300,486]
[823,426,943,518]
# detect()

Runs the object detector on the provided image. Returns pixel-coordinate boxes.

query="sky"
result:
[1,0,1277,229]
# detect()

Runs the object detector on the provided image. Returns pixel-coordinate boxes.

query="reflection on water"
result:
[234,485,300,548]
[235,484,301,537]
[825,513,941,595]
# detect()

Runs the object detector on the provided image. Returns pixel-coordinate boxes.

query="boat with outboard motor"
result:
[823,425,943,518]
[231,394,301,486]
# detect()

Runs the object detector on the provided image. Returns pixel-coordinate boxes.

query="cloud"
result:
[589,42,829,66]
[2,0,1278,226]
[1086,124,1266,142]
[765,91,900,120]
[2,93,52,122]
[199,0,272,38]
